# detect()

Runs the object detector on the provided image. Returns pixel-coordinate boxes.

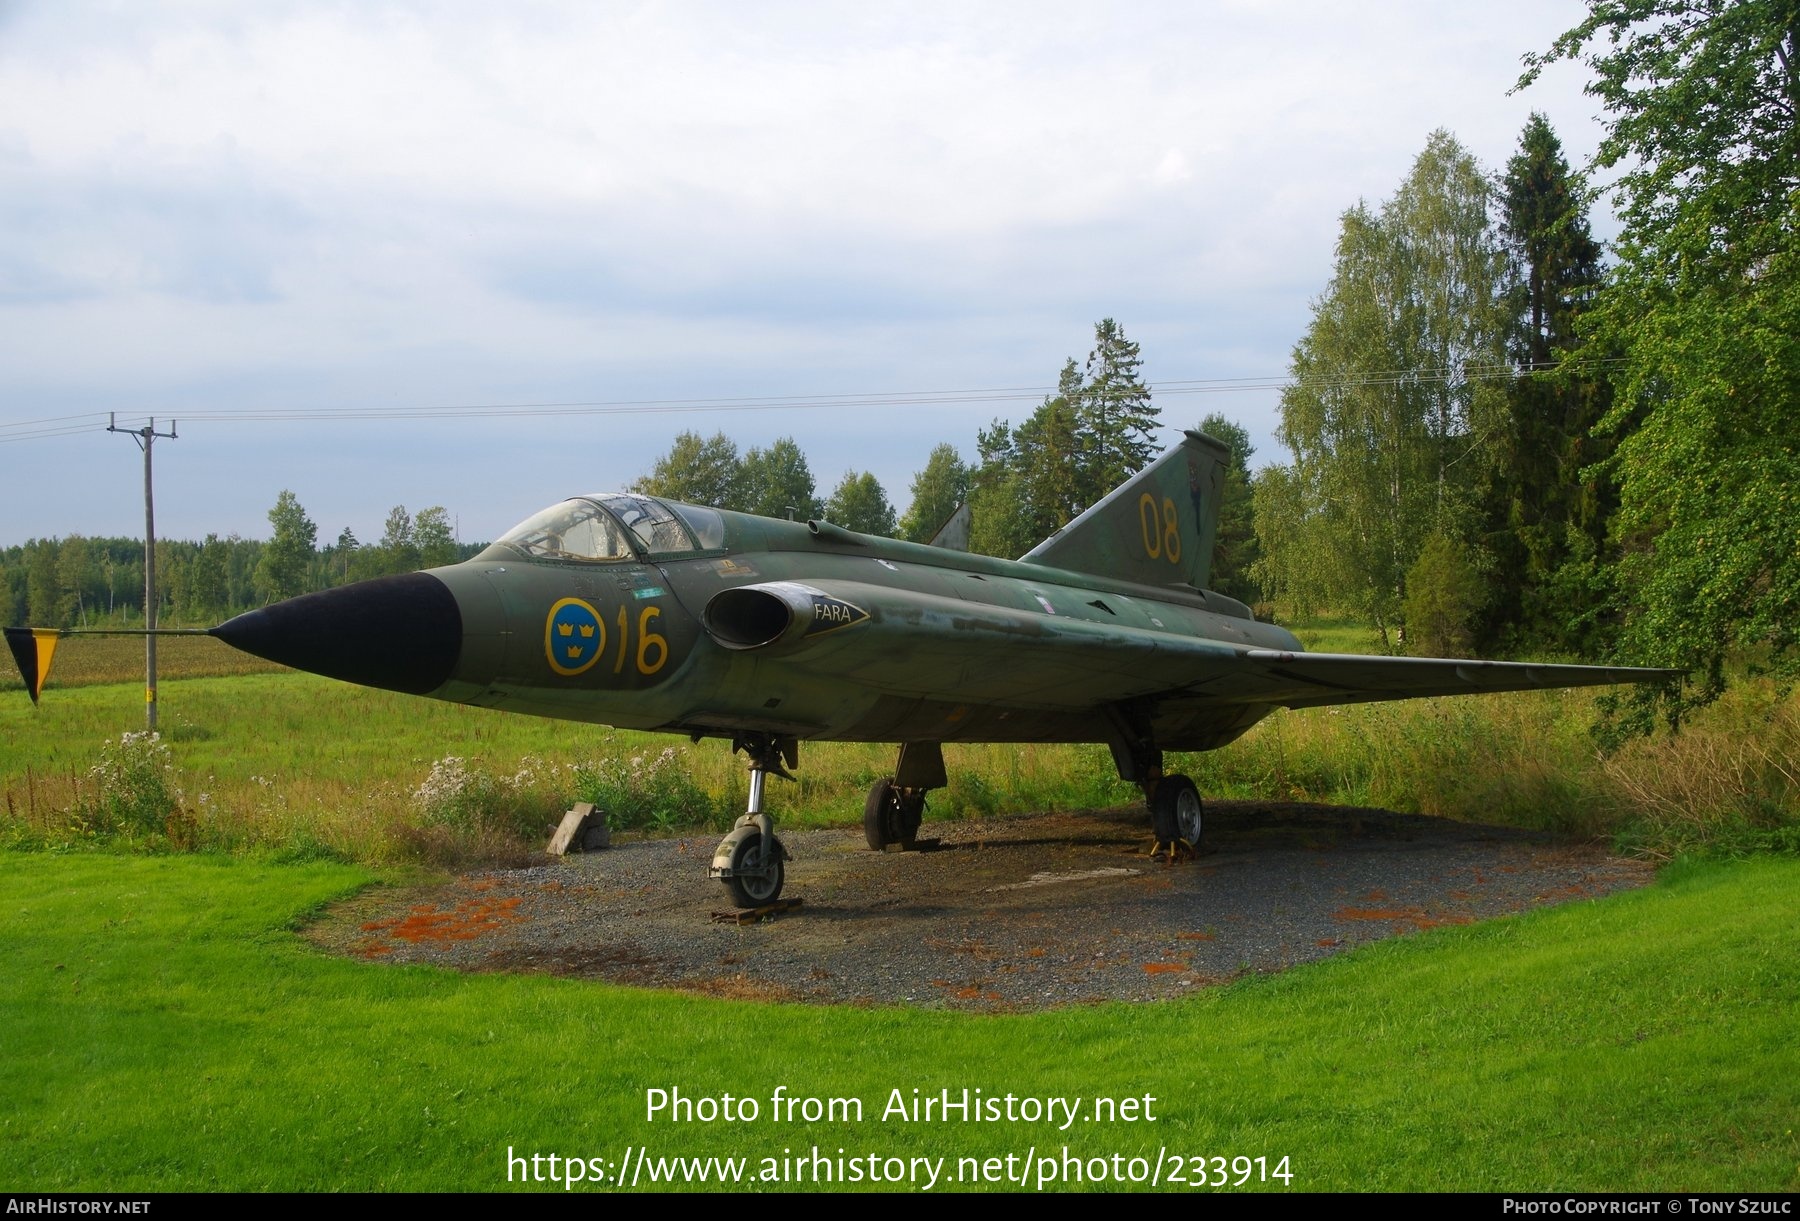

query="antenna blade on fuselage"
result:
[926,502,971,551]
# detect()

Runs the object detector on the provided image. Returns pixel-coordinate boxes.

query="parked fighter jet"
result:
[6,432,1674,905]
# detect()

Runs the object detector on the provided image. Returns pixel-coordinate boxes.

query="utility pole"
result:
[109,414,177,732]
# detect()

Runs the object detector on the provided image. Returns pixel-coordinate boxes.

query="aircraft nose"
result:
[211,572,463,695]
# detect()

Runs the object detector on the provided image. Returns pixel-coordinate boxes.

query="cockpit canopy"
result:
[488,494,725,563]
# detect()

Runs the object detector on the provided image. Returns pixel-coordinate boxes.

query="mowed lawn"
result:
[2,850,1796,1192]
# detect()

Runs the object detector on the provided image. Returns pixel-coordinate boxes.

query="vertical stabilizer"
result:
[1020,430,1228,589]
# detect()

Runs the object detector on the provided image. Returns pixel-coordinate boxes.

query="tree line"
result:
[622,317,1265,604]
[0,498,483,628]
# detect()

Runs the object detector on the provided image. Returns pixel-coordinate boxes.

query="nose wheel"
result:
[710,733,796,907]
[718,825,785,907]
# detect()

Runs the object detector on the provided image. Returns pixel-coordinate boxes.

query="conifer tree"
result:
[1076,320,1158,507]
[1486,113,1610,650]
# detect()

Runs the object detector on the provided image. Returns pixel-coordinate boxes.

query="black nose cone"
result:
[212,572,463,696]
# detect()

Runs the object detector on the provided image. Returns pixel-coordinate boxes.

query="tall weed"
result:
[571,743,726,831]
[71,731,193,843]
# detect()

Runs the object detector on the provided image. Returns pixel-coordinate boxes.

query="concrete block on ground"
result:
[548,802,605,855]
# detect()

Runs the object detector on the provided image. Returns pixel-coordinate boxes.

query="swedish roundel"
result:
[544,597,604,676]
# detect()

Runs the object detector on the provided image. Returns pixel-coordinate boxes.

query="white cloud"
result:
[0,0,1614,541]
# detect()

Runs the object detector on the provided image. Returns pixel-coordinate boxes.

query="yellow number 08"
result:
[1138,493,1182,565]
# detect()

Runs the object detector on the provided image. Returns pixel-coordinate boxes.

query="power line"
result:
[0,356,1633,443]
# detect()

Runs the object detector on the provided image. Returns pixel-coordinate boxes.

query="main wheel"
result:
[864,777,902,849]
[723,831,785,907]
[1149,775,1203,846]
[864,778,925,850]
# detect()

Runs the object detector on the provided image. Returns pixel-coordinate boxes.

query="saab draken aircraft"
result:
[7,432,1675,905]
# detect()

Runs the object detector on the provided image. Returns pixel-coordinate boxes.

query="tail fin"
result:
[1020,430,1228,590]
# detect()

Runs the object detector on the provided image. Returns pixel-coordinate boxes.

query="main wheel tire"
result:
[864,777,901,850]
[1149,775,1203,846]
[722,831,785,907]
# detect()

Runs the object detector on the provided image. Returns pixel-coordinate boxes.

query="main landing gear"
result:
[863,742,946,851]
[710,732,796,907]
[1148,774,1204,849]
[1106,710,1204,856]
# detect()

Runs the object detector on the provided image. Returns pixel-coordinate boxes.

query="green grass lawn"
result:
[3,850,1795,1192]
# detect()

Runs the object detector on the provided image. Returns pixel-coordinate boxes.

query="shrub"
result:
[571,744,724,831]
[75,732,184,840]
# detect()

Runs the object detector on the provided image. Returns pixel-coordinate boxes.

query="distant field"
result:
[0,631,289,691]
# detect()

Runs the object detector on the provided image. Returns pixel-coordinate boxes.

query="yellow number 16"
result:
[610,604,672,676]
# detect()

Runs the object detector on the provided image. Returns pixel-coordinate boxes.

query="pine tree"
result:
[1076,320,1158,506]
[1197,414,1261,605]
[967,325,1157,559]
[967,419,1032,558]
[1486,113,1611,650]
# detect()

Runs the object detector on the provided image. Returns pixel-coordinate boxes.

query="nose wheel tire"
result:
[1149,774,1203,847]
[722,831,785,907]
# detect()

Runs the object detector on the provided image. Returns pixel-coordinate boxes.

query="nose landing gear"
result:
[709,732,797,907]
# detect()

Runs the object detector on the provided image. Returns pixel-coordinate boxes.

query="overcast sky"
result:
[0,0,1613,547]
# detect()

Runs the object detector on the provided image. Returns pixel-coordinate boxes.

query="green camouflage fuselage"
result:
[429,511,1302,753]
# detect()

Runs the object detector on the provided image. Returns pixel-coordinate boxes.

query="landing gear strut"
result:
[710,732,796,907]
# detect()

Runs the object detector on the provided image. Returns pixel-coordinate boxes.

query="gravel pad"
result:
[308,801,1652,1011]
